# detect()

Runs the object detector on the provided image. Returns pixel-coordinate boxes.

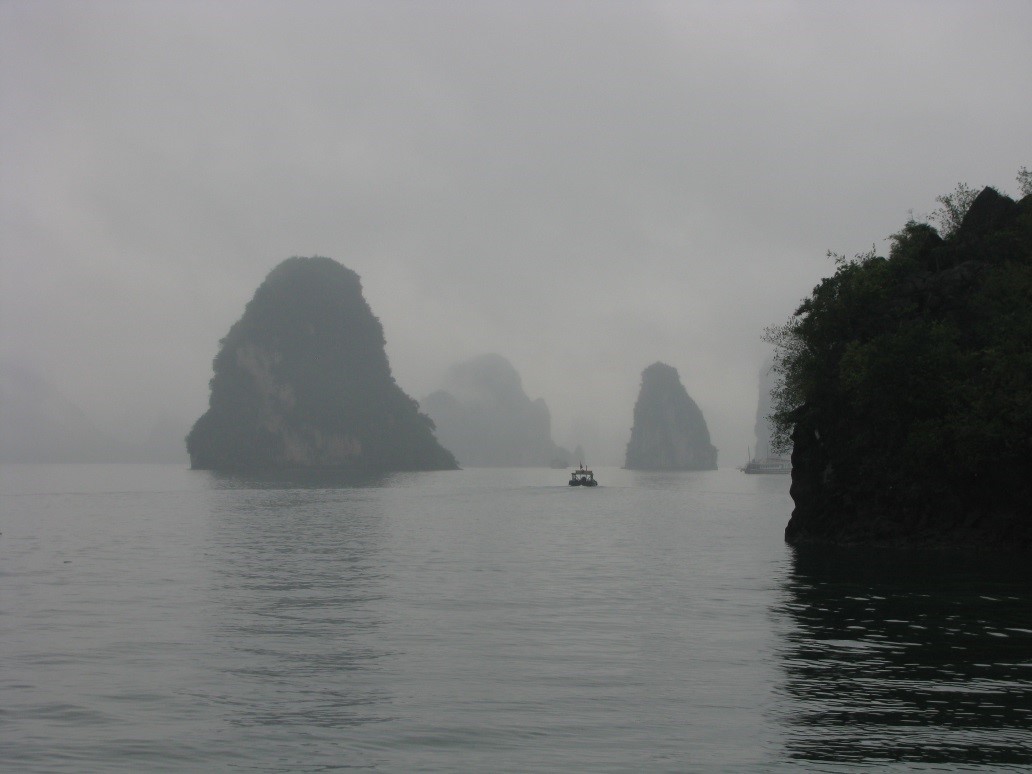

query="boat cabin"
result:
[568,466,598,486]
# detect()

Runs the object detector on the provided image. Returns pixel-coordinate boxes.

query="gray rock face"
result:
[421,354,571,467]
[187,256,457,472]
[624,362,717,470]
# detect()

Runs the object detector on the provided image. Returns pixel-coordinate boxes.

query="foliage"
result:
[931,182,979,238]
[765,181,1032,535]
[1019,165,1032,197]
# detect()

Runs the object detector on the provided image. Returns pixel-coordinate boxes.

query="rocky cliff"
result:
[187,256,457,472]
[778,187,1032,549]
[421,353,571,467]
[624,362,717,470]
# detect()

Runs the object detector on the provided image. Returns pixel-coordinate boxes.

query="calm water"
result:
[2,464,1030,772]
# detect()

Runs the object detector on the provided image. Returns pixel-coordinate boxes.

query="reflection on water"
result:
[203,483,392,735]
[203,467,393,490]
[776,546,1032,767]
[6,464,1030,771]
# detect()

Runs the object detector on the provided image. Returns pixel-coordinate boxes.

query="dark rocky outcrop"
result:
[187,256,457,472]
[780,188,1032,550]
[624,362,717,470]
[421,353,571,467]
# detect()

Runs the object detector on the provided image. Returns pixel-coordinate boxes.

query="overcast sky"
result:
[2,0,1030,465]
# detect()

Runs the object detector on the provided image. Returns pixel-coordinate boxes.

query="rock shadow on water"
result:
[773,544,1032,768]
[200,470,396,747]
[203,467,394,491]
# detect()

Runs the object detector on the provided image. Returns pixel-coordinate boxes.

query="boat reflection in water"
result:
[773,545,1032,768]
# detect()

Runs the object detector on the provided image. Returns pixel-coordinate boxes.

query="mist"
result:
[2,1,1030,466]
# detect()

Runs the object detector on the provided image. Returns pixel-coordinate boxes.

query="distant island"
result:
[421,353,571,467]
[741,358,790,474]
[187,256,457,472]
[0,358,187,464]
[624,362,717,470]
[768,181,1032,549]
[752,359,779,462]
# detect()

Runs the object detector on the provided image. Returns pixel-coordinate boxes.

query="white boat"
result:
[741,456,791,474]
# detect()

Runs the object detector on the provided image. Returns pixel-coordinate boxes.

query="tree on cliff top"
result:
[187,256,457,471]
[766,178,1032,545]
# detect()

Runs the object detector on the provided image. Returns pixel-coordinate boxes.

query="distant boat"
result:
[741,456,791,474]
[569,466,599,487]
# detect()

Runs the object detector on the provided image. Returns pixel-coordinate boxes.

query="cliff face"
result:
[624,362,717,470]
[782,188,1032,549]
[187,256,457,472]
[421,353,571,467]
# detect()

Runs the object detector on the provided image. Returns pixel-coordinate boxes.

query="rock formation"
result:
[752,358,778,460]
[421,354,571,467]
[624,362,717,470]
[187,256,457,472]
[779,187,1032,549]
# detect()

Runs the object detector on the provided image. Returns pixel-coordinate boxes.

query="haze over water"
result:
[4,3,1030,465]
[3,464,1030,772]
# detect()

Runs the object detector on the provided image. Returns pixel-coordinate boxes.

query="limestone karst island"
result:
[421,353,571,468]
[624,362,717,471]
[186,256,457,472]
[771,185,1032,550]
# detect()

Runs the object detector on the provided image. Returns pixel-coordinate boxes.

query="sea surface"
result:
[2,464,1030,772]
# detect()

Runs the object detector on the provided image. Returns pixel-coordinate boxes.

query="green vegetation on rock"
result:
[767,183,1032,548]
[187,256,457,472]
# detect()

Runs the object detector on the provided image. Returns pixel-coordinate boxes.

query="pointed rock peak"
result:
[958,187,1020,239]
[641,361,682,386]
[625,361,717,471]
[187,256,456,472]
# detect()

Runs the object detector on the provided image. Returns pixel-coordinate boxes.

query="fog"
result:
[2,1,1030,465]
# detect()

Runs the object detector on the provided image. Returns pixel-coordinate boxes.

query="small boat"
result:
[569,466,598,486]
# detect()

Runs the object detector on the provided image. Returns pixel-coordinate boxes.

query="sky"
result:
[2,0,1030,466]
